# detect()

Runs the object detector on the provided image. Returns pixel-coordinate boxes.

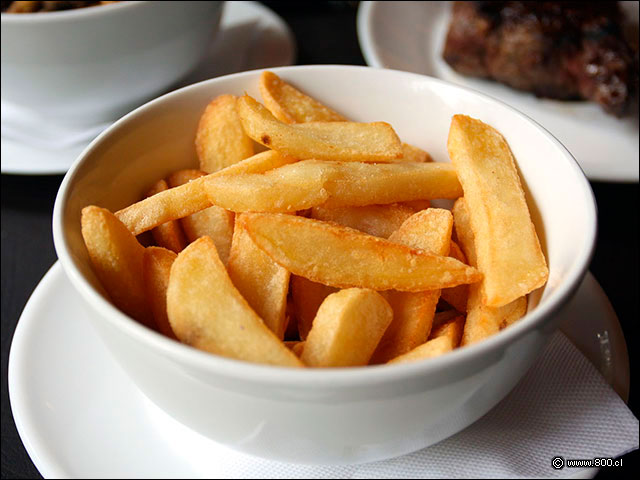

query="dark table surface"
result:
[1,2,638,478]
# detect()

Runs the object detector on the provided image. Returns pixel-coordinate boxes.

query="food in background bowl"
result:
[442,1,639,116]
[1,1,118,13]
[53,66,595,464]
[79,71,549,369]
[0,1,223,123]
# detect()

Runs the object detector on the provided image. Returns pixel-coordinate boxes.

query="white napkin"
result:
[1,100,111,149]
[172,331,638,478]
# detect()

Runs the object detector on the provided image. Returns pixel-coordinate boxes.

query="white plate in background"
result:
[1,1,295,176]
[357,1,639,183]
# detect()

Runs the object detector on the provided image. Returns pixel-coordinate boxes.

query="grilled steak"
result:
[442,1,638,116]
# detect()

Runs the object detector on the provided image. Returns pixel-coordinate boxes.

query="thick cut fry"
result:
[428,314,465,344]
[81,206,153,328]
[440,240,469,312]
[259,71,346,124]
[371,209,453,364]
[166,169,235,264]
[243,213,481,291]
[284,341,306,357]
[145,179,187,253]
[448,115,548,307]
[195,94,254,173]
[290,275,337,340]
[311,204,415,238]
[453,199,528,346]
[205,160,331,213]
[321,161,462,207]
[237,94,403,162]
[227,214,291,339]
[389,313,464,365]
[259,71,432,163]
[204,160,461,213]
[301,288,393,367]
[116,150,296,235]
[166,237,303,367]
[387,336,454,365]
[143,247,177,339]
[401,142,433,163]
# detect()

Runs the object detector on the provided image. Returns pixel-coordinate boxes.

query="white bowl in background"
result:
[1,1,223,124]
[52,65,597,465]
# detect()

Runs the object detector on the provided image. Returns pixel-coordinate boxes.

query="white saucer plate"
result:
[8,263,629,478]
[357,1,639,183]
[0,1,295,176]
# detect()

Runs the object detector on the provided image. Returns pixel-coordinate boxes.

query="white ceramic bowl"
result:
[52,65,597,465]
[1,1,223,124]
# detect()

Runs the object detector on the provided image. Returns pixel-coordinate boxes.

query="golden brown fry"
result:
[237,94,403,162]
[292,341,305,357]
[428,314,465,345]
[195,94,254,173]
[81,206,153,328]
[145,179,187,253]
[259,71,346,124]
[227,214,291,339]
[453,198,528,346]
[205,160,331,213]
[166,237,303,367]
[166,169,235,265]
[259,71,433,163]
[284,340,306,357]
[115,150,296,236]
[310,204,415,238]
[387,336,454,365]
[290,275,337,340]
[448,114,548,307]
[143,246,178,339]
[301,288,393,367]
[243,212,481,292]
[321,161,462,208]
[440,240,469,312]
[400,142,433,162]
[371,209,453,364]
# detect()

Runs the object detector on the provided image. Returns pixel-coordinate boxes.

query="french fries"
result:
[290,275,337,340]
[115,150,296,235]
[310,204,415,239]
[167,169,235,265]
[205,160,331,213]
[440,240,469,312]
[259,70,346,124]
[227,214,290,339]
[259,71,432,163]
[370,209,453,364]
[195,94,254,173]
[204,160,461,213]
[82,77,550,369]
[145,180,187,253]
[453,198,528,346]
[143,246,177,339]
[237,94,403,162]
[301,288,393,367]
[166,237,303,367]
[81,206,153,328]
[448,115,548,307]
[242,212,481,292]
[320,161,462,207]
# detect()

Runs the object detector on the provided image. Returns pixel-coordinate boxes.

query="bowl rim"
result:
[1,1,147,23]
[52,64,597,388]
